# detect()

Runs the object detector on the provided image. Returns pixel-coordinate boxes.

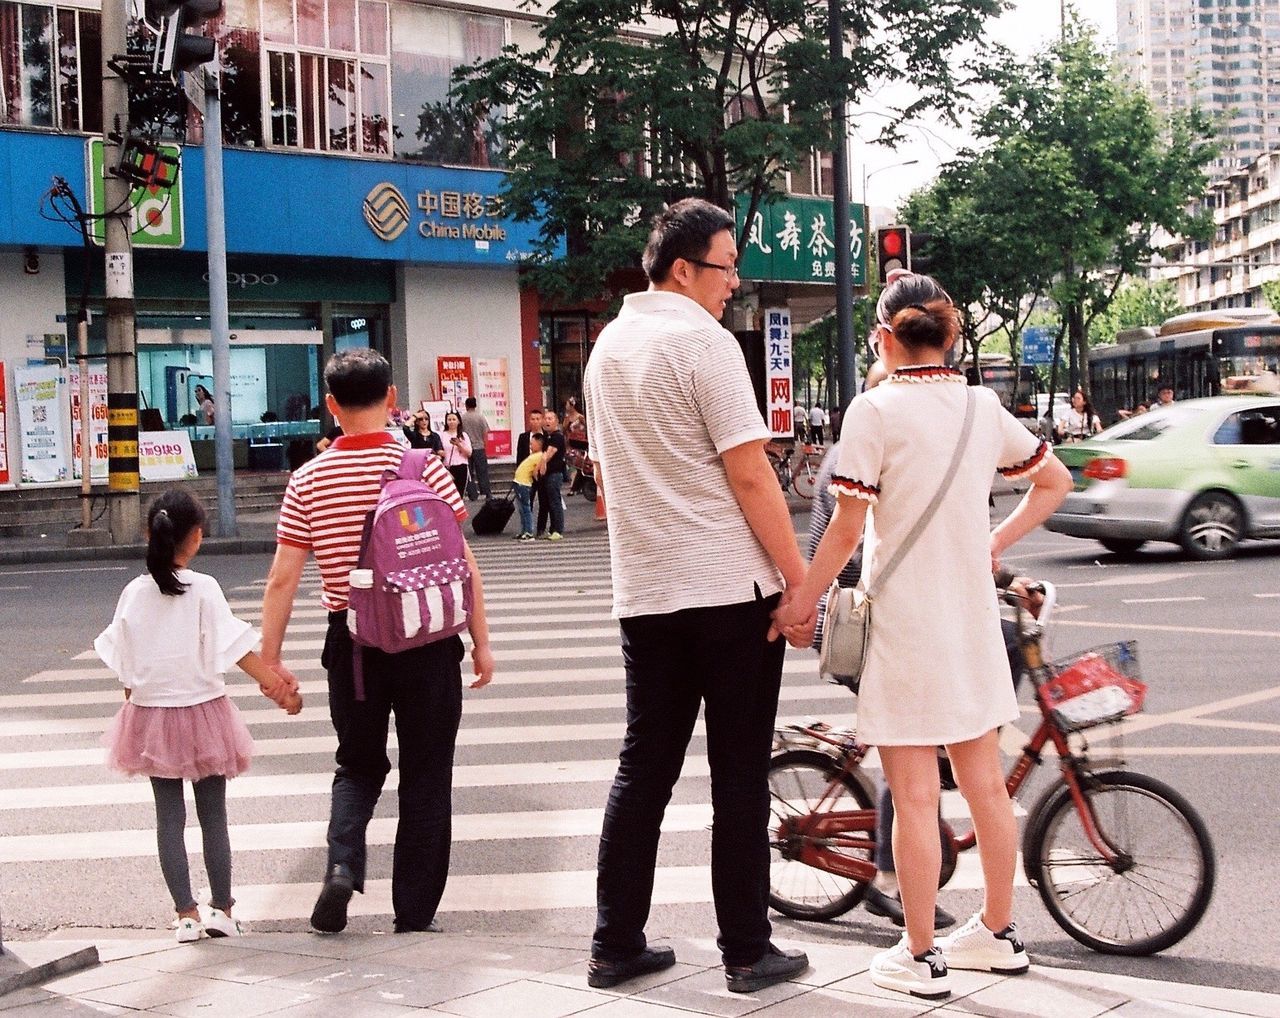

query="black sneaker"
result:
[724,945,809,994]
[310,865,354,934]
[586,945,677,988]
[864,885,956,930]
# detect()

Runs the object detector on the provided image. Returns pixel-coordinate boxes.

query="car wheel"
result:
[1178,492,1244,560]
[1100,538,1146,557]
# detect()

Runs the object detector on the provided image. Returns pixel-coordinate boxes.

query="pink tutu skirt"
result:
[103,696,254,780]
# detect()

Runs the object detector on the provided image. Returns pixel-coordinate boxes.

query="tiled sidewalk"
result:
[3,930,1277,1017]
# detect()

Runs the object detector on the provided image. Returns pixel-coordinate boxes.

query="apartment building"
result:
[1116,0,1280,169]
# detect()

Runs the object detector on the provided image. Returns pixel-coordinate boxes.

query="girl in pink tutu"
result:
[96,489,302,943]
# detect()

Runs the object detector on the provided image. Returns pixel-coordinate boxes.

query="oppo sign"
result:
[201,271,281,290]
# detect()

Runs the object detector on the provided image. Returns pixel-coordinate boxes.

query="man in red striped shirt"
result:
[259,348,494,936]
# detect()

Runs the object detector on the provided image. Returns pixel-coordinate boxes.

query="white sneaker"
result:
[174,917,203,943]
[938,912,1029,974]
[203,907,244,938]
[869,938,951,1000]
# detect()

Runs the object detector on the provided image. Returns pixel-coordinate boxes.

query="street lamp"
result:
[861,158,920,228]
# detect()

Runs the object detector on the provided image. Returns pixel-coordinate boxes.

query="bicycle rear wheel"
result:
[768,749,875,920]
[1022,769,1215,955]
[792,458,818,500]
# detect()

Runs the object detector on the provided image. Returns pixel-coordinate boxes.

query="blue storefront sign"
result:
[0,131,547,268]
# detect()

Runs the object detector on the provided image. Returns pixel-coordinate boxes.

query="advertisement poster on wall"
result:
[139,432,199,481]
[15,364,69,484]
[437,357,473,410]
[763,307,794,438]
[68,359,109,482]
[0,362,10,485]
[475,357,512,459]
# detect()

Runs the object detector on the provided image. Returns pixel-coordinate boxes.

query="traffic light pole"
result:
[101,0,142,544]
[828,0,857,412]
[203,65,237,537]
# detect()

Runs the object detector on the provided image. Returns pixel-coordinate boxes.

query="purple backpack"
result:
[347,449,472,698]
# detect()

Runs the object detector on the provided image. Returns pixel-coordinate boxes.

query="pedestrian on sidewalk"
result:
[95,488,302,944]
[259,348,495,936]
[517,407,546,524]
[441,410,473,497]
[461,397,492,500]
[536,408,567,540]
[582,198,810,995]
[772,274,1072,1001]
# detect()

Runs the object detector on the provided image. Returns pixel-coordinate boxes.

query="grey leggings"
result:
[149,776,232,913]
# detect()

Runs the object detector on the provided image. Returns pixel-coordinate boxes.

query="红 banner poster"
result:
[437,356,473,411]
[474,357,512,459]
[764,308,794,438]
[0,362,10,485]
[68,359,109,482]
[15,364,69,484]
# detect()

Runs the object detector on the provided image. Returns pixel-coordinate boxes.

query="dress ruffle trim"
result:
[999,440,1050,479]
[885,365,966,384]
[829,475,880,502]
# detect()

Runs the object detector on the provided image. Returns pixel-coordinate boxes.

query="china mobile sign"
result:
[764,308,794,439]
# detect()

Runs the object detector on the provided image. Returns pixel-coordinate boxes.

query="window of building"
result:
[0,1,101,132]
[262,0,391,156]
[390,3,505,167]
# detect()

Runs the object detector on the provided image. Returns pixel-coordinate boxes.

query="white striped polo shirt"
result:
[277,431,468,611]
[584,290,782,618]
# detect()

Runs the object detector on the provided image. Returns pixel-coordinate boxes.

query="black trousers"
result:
[593,591,785,966]
[322,614,464,930]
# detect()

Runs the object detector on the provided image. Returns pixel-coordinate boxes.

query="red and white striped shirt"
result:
[277,432,468,611]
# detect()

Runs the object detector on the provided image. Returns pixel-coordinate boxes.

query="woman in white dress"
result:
[773,274,1072,1001]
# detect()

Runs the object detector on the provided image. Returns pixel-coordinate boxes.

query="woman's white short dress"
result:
[831,366,1049,746]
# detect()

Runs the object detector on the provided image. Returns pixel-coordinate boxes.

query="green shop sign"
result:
[86,138,184,249]
[735,194,866,287]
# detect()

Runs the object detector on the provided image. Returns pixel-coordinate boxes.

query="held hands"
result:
[470,644,495,689]
[264,662,303,715]
[768,586,818,648]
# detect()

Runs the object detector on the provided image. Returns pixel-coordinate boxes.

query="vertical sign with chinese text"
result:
[736,195,867,287]
[69,359,109,482]
[764,308,794,439]
[0,362,9,485]
[475,357,513,459]
[16,364,69,484]
[437,357,474,411]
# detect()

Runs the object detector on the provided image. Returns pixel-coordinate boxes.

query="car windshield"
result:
[1100,405,1208,442]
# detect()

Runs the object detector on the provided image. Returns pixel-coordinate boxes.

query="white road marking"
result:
[1120,596,1205,605]
[1055,619,1280,639]
[0,566,128,577]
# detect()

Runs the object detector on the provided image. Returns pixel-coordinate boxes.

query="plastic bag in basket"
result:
[1039,643,1147,731]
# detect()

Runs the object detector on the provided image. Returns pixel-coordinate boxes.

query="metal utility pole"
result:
[829,0,856,411]
[202,65,237,537]
[101,0,141,544]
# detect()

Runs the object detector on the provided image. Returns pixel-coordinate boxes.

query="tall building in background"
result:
[1116,0,1280,168]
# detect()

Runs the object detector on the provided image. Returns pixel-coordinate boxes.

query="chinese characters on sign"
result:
[15,364,69,484]
[69,360,109,482]
[735,195,867,287]
[138,432,199,482]
[416,189,508,242]
[437,357,474,410]
[764,307,794,439]
[475,357,513,459]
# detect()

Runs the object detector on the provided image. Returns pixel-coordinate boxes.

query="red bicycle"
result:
[768,582,1215,956]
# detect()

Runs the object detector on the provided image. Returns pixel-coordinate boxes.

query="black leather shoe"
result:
[310,865,354,934]
[864,885,955,930]
[725,945,809,994]
[587,945,677,988]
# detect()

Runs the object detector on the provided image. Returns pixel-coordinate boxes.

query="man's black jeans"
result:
[593,591,785,967]
[322,613,464,931]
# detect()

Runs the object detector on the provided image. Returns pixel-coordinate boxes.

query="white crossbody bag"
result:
[818,387,976,690]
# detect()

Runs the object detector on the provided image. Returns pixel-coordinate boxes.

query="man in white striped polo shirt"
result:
[258,349,494,937]
[583,199,810,994]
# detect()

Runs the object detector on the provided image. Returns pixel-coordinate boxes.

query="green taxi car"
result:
[1045,395,1280,559]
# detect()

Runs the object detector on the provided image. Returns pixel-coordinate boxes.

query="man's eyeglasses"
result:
[686,258,740,280]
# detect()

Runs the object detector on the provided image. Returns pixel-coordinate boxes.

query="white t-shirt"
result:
[585,290,780,617]
[95,570,260,707]
[810,406,825,427]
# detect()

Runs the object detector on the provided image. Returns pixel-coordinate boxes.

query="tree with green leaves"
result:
[971,17,1216,394]
[455,0,1006,304]
[1260,280,1280,314]
[1089,279,1181,346]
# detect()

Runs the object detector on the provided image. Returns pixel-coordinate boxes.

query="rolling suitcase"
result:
[471,490,515,536]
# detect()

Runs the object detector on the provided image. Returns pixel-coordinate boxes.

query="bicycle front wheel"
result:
[791,459,818,500]
[1023,769,1215,955]
[768,749,875,921]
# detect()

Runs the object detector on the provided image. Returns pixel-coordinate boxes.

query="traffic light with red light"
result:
[876,225,911,284]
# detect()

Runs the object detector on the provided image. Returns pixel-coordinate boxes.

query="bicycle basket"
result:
[1039,641,1146,732]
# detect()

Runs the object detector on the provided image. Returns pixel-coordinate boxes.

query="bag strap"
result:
[865,386,976,600]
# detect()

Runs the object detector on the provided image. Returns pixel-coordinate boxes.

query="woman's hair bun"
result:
[889,298,959,350]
